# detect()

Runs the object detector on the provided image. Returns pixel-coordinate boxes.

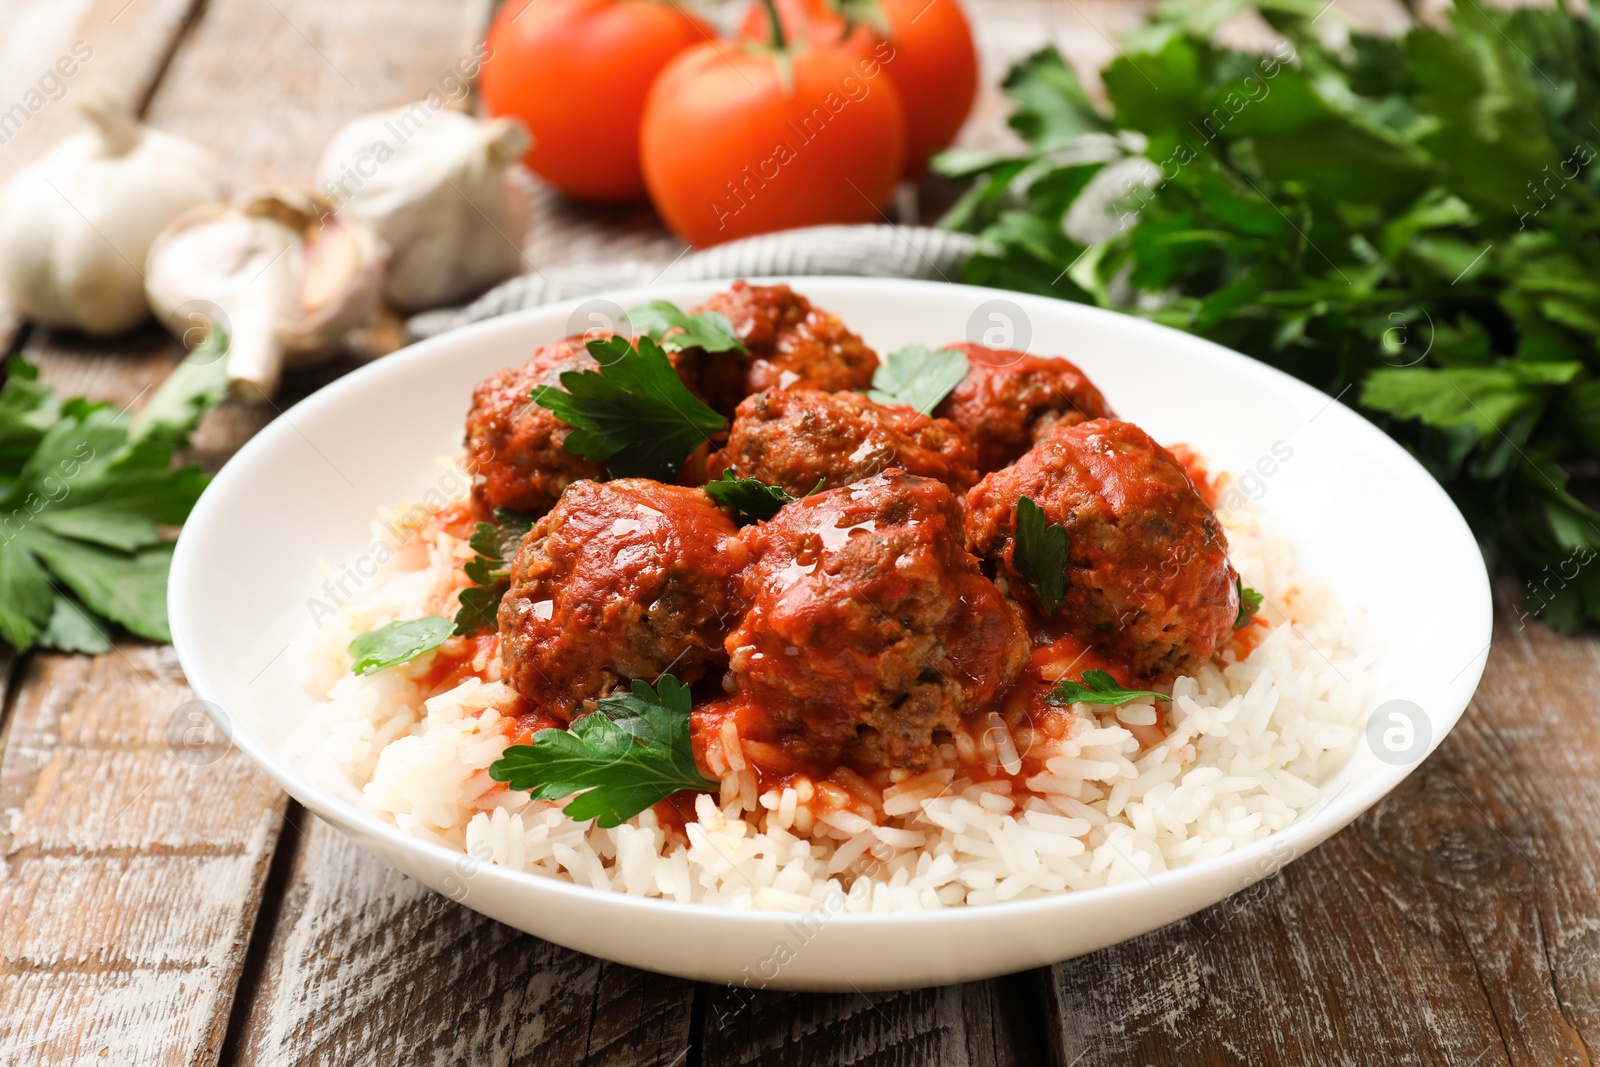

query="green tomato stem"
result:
[759,0,787,51]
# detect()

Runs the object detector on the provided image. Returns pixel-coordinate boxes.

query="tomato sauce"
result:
[416,631,501,694]
[687,618,1191,798]
[1165,442,1220,509]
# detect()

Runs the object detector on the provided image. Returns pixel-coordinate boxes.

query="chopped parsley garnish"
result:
[454,509,533,636]
[1012,495,1068,614]
[867,345,969,414]
[347,616,454,675]
[1047,669,1171,708]
[533,334,728,481]
[704,469,795,523]
[0,336,224,653]
[489,675,717,828]
[626,300,746,354]
[1234,578,1263,630]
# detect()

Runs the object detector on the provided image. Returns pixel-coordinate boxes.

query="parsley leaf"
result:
[0,353,219,652]
[1012,495,1068,613]
[704,469,794,523]
[454,509,534,636]
[128,330,231,452]
[533,334,728,481]
[627,300,746,354]
[1234,578,1263,630]
[0,358,59,489]
[348,616,454,675]
[489,675,717,828]
[867,345,970,414]
[1047,669,1171,708]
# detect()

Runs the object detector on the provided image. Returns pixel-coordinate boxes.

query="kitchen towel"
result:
[406,224,977,341]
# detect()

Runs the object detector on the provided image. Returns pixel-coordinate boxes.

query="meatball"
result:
[965,418,1238,681]
[935,344,1115,471]
[709,389,980,497]
[498,479,749,713]
[673,282,879,415]
[465,336,605,516]
[727,471,1029,768]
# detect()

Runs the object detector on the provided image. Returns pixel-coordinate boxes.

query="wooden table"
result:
[1,1,1594,1063]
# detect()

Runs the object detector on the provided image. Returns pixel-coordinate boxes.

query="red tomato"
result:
[639,36,906,246]
[481,0,710,202]
[739,0,979,175]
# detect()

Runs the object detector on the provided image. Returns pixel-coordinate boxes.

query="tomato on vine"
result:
[640,0,907,246]
[738,0,979,175]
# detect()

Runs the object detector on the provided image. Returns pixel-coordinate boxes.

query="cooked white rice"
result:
[289,479,1373,912]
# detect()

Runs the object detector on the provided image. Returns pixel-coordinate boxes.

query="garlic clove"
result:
[315,107,533,312]
[144,187,384,401]
[293,206,384,356]
[0,88,225,335]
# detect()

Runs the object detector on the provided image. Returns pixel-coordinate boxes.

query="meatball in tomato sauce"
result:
[465,336,606,516]
[727,471,1029,769]
[709,389,979,498]
[498,479,749,714]
[966,418,1237,682]
[935,344,1114,471]
[673,282,878,416]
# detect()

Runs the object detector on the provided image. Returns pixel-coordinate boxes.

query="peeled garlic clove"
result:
[0,89,225,335]
[145,188,383,402]
[316,108,532,312]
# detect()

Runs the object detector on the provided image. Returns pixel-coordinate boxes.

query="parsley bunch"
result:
[0,336,225,652]
[940,0,1600,630]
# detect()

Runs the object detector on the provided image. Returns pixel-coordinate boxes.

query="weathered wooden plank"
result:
[226,819,696,1066]
[0,645,286,1065]
[1044,615,1600,1066]
[699,971,1049,1067]
[2,0,507,1063]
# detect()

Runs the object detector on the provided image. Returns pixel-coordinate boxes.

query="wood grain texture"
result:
[0,645,285,1065]
[1,0,500,1063]
[227,819,695,1066]
[1045,616,1600,1066]
[699,971,1048,1067]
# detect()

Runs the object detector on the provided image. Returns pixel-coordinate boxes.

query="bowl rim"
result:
[169,274,1493,932]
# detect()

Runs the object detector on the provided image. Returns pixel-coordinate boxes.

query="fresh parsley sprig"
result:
[348,616,454,675]
[627,301,746,354]
[1047,669,1171,708]
[455,509,533,636]
[0,335,225,653]
[489,675,717,828]
[867,345,970,414]
[705,469,794,523]
[533,334,728,481]
[1012,495,1068,613]
[1234,578,1263,630]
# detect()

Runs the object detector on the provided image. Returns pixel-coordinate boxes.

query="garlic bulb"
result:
[144,188,383,402]
[315,107,532,311]
[0,89,225,335]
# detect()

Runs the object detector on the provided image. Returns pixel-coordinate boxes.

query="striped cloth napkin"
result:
[406,224,977,341]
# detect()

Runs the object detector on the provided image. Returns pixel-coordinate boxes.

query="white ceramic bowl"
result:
[169,277,1491,991]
